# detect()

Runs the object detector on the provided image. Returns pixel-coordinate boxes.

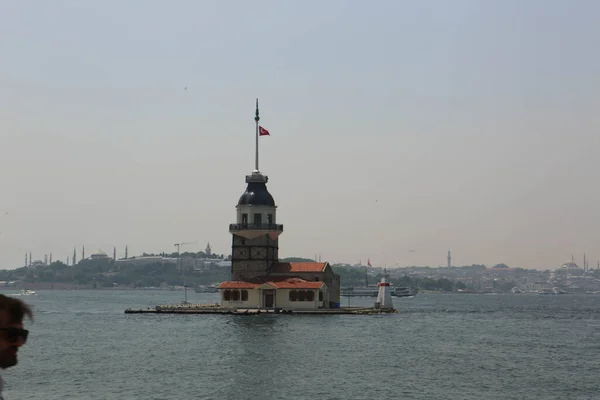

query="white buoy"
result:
[375,272,394,310]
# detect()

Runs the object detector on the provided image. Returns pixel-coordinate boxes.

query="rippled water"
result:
[3,291,600,399]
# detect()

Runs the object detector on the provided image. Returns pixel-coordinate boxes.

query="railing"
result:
[245,173,268,183]
[229,223,284,231]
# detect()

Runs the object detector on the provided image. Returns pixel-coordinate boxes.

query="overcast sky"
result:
[1,0,598,270]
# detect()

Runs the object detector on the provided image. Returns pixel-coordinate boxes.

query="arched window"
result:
[306,291,314,301]
[319,291,323,301]
[224,290,231,301]
[289,290,298,301]
[241,290,248,301]
[298,291,306,301]
[232,290,240,301]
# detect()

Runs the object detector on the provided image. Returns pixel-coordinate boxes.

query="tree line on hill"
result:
[0,256,508,291]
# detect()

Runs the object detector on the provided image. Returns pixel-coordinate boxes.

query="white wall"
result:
[220,288,327,309]
[236,205,277,224]
[220,288,260,308]
[275,289,320,310]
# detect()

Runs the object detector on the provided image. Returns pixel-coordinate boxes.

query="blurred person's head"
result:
[0,294,32,369]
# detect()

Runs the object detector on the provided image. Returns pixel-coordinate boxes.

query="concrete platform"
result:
[124,303,397,315]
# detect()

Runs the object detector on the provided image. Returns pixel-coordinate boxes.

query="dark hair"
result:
[0,295,33,324]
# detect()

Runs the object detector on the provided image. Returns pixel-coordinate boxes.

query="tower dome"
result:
[237,178,275,206]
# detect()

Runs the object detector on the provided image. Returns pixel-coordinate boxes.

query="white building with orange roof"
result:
[217,100,341,310]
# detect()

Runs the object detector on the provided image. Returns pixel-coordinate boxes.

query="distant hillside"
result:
[0,256,480,292]
[0,258,230,289]
[279,257,316,263]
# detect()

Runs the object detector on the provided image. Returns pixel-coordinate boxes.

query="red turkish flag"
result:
[259,126,270,136]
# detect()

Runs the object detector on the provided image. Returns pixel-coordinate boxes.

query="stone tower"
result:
[229,100,283,281]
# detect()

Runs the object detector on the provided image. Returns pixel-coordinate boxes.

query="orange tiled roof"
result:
[218,277,324,290]
[218,281,260,289]
[269,277,324,289]
[270,262,328,273]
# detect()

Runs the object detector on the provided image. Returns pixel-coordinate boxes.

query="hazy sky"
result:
[1,0,599,270]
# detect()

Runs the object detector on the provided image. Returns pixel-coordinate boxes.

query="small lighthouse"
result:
[375,269,394,310]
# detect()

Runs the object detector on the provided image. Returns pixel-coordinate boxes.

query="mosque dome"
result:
[558,261,580,270]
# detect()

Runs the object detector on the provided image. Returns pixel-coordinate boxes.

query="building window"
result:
[289,290,317,301]
[224,290,232,301]
[241,214,248,226]
[314,276,319,282]
[254,213,262,226]
[241,290,248,301]
[319,291,323,301]
[232,290,240,301]
[267,214,273,225]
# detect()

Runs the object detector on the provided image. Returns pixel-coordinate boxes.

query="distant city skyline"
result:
[1,1,599,270]
[17,244,597,272]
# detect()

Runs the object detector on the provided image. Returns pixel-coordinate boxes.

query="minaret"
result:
[125,245,128,260]
[113,246,116,261]
[229,99,283,281]
[205,242,212,257]
[44,254,48,264]
[82,246,85,262]
[447,250,451,268]
[28,252,31,266]
[72,247,76,266]
[24,254,27,268]
[49,253,52,264]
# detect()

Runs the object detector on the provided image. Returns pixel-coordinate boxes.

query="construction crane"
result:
[173,241,196,305]
[173,241,195,254]
[173,241,196,273]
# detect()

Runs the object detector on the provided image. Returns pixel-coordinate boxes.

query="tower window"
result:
[241,214,248,226]
[267,214,273,226]
[253,213,262,226]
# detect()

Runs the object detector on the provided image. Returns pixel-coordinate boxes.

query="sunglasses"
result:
[0,327,29,343]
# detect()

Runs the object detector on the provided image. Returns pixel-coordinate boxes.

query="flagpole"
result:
[254,98,260,172]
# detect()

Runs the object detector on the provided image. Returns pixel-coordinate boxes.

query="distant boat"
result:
[195,285,218,293]
[393,287,417,297]
[537,287,566,295]
[511,287,523,293]
[20,289,36,296]
[341,286,417,298]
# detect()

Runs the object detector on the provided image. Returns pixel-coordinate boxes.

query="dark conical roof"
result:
[238,181,275,206]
